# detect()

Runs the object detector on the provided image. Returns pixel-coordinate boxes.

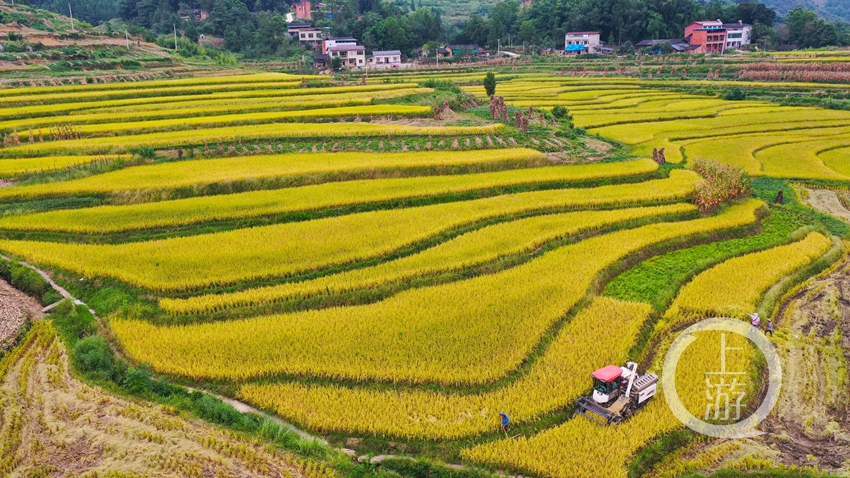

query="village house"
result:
[445,44,480,57]
[299,29,324,49]
[685,21,727,54]
[323,37,358,54]
[327,44,366,68]
[286,22,324,50]
[177,9,208,21]
[723,20,753,49]
[291,0,311,20]
[367,50,402,67]
[635,19,751,54]
[564,31,600,55]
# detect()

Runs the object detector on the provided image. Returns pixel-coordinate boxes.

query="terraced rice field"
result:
[0,71,846,478]
[463,77,850,181]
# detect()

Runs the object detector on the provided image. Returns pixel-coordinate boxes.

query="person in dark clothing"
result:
[766,319,774,336]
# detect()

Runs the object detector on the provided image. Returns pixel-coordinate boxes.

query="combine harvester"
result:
[575,362,658,425]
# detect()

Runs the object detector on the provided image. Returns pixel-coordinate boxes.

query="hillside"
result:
[742,0,850,22]
[0,4,230,87]
[390,0,502,24]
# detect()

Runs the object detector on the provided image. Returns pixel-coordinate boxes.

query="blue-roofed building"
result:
[564,31,600,55]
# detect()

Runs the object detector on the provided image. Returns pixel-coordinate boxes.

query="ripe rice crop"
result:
[0,122,504,156]
[109,200,763,385]
[818,146,850,177]
[589,108,837,144]
[65,105,432,135]
[235,298,651,439]
[0,158,658,232]
[0,155,126,178]
[1,98,374,132]
[573,104,760,129]
[660,232,832,327]
[683,131,850,177]
[0,84,423,120]
[0,148,547,201]
[461,329,756,478]
[62,88,430,117]
[755,138,850,180]
[162,203,695,315]
[0,172,700,291]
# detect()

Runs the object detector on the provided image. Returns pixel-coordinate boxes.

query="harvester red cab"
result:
[575,361,658,425]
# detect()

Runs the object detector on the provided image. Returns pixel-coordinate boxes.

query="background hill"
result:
[758,0,850,22]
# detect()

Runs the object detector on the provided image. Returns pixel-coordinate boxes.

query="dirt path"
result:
[0,277,43,351]
[803,188,850,223]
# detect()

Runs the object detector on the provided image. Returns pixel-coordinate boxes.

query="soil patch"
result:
[0,278,42,351]
[804,188,850,223]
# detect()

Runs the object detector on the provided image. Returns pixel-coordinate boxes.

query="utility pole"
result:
[68,3,75,33]
[436,47,438,67]
[125,29,130,50]
[497,38,500,54]
[173,24,178,51]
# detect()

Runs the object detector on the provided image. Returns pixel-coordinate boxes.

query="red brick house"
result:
[685,21,727,54]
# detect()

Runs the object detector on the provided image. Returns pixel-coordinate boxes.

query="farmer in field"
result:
[499,412,510,437]
[748,312,761,330]
[766,319,774,336]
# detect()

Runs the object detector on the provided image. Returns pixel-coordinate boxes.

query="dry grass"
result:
[0,322,337,478]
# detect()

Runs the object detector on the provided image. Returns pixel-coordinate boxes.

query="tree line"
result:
[12,0,850,58]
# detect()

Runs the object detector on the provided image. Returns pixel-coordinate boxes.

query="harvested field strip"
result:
[661,232,832,327]
[47,105,433,136]
[0,154,128,178]
[0,84,422,120]
[0,122,505,157]
[161,204,696,315]
[0,321,336,478]
[112,200,763,385]
[0,172,700,291]
[0,148,547,202]
[0,158,658,233]
[235,298,650,439]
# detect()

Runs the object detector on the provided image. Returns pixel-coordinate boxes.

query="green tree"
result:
[483,71,496,97]
[517,19,538,44]
[331,56,343,70]
[184,21,199,43]
[487,0,519,48]
[458,14,489,46]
